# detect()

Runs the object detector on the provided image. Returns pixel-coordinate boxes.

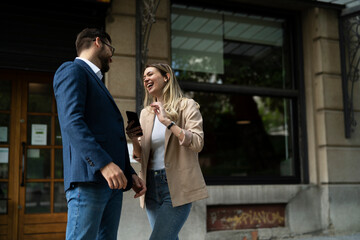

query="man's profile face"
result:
[98,39,113,73]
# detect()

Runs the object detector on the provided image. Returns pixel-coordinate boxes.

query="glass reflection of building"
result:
[172,4,300,183]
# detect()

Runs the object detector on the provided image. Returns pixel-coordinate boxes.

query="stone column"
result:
[302,7,360,233]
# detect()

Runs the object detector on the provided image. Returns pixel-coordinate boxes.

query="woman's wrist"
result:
[167,121,175,129]
[163,118,172,127]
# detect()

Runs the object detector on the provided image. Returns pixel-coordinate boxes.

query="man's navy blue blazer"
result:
[53,59,135,192]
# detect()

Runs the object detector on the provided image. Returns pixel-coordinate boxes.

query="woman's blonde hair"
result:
[143,63,185,121]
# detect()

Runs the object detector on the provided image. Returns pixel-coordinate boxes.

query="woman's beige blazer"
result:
[137,98,208,208]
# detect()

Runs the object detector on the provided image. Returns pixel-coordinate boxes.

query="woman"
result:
[126,63,208,240]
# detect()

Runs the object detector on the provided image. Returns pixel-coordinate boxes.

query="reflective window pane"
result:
[55,149,63,179]
[0,148,9,179]
[0,183,8,214]
[190,92,294,177]
[27,115,51,146]
[172,3,299,183]
[0,114,10,144]
[171,5,291,89]
[54,182,67,213]
[26,148,50,179]
[172,7,224,75]
[25,182,50,213]
[28,83,52,113]
[55,117,62,145]
[0,80,11,111]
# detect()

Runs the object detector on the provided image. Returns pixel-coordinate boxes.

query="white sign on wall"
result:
[31,124,47,145]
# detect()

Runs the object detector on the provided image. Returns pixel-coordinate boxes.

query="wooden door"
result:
[0,70,67,239]
[0,71,17,239]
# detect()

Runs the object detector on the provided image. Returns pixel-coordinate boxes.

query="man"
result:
[53,28,146,240]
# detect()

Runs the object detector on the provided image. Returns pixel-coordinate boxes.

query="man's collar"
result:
[76,57,103,80]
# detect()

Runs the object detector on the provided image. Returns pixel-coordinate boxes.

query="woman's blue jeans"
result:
[65,183,123,240]
[145,169,192,240]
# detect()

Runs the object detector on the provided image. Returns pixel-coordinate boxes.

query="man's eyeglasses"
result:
[101,40,115,56]
[93,39,115,56]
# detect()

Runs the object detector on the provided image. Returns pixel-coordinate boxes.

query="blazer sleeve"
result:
[124,149,136,191]
[180,99,204,153]
[53,63,113,174]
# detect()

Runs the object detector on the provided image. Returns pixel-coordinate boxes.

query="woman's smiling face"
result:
[143,67,167,98]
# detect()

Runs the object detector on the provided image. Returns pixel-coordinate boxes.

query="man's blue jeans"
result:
[65,183,123,240]
[145,169,192,240]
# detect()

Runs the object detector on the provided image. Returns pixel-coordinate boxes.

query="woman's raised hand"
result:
[150,102,171,126]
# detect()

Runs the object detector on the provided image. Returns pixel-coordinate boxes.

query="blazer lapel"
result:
[74,59,120,113]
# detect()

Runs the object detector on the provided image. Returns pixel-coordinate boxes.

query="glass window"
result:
[0,114,10,145]
[25,182,50,213]
[0,148,9,179]
[0,183,8,214]
[171,3,302,183]
[28,83,52,113]
[55,149,63,179]
[55,117,62,145]
[0,81,11,111]
[54,182,67,213]
[26,148,51,179]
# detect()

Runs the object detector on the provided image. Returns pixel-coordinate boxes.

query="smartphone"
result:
[126,111,143,136]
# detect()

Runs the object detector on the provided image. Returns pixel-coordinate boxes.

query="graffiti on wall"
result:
[207,204,285,231]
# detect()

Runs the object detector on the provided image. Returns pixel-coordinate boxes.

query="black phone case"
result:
[126,111,141,128]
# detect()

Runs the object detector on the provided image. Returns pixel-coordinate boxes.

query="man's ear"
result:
[94,37,102,48]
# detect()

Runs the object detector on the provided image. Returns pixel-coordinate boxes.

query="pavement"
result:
[288,233,360,240]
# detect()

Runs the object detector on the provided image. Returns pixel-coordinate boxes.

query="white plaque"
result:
[0,148,9,164]
[31,124,47,145]
[0,127,7,142]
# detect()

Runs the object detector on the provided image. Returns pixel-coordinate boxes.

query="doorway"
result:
[0,69,66,239]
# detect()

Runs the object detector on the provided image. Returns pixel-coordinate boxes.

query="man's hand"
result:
[131,174,146,198]
[100,162,128,189]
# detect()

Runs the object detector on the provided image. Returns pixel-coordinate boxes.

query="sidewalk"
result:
[205,230,360,240]
[287,233,360,240]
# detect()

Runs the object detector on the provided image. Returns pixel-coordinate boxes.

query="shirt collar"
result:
[76,57,103,80]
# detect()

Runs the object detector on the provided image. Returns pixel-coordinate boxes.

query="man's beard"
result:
[99,48,110,73]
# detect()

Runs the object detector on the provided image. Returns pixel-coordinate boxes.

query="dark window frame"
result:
[171,0,308,185]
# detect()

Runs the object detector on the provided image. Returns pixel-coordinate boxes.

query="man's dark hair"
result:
[75,28,112,56]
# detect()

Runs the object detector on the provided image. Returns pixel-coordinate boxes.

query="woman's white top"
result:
[149,115,166,170]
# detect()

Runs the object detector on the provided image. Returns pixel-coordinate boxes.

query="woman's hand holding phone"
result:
[125,111,143,138]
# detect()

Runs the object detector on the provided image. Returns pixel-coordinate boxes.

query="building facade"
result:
[112,0,360,239]
[0,0,359,239]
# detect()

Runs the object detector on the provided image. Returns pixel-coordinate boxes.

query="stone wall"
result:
[302,7,360,234]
